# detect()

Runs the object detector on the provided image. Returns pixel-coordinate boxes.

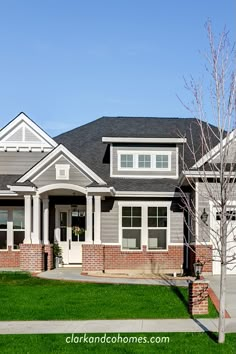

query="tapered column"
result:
[24,195,32,243]
[32,195,41,244]
[42,198,49,245]
[86,195,93,243]
[94,196,101,244]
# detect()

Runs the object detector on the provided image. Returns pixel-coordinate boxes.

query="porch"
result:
[0,184,105,272]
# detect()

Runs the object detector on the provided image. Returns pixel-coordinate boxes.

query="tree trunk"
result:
[218,223,227,344]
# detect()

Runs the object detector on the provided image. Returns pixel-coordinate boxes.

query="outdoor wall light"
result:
[201,208,208,225]
[193,259,203,280]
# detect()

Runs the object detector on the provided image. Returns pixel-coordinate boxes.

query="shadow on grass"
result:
[159,275,219,344]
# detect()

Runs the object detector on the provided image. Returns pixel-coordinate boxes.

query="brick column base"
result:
[20,244,44,273]
[189,245,212,274]
[44,244,54,270]
[188,280,209,315]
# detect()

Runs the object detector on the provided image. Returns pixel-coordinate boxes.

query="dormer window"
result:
[118,151,171,171]
[156,154,169,169]
[55,164,70,180]
[138,155,151,168]
[120,154,133,168]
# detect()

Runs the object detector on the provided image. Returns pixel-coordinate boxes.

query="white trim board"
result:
[102,137,187,143]
[192,129,236,169]
[115,191,182,197]
[17,144,106,185]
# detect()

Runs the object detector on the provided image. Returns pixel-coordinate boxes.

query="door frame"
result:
[54,205,86,264]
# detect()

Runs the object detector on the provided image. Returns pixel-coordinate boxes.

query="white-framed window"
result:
[138,154,151,168]
[13,209,25,249]
[118,151,171,171]
[120,154,133,168]
[0,210,8,250]
[156,154,169,169]
[55,164,70,180]
[148,206,168,250]
[121,206,142,250]
[119,202,170,251]
[0,207,25,250]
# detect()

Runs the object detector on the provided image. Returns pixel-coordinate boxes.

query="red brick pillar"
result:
[44,244,54,270]
[82,244,104,272]
[188,280,209,315]
[19,244,44,273]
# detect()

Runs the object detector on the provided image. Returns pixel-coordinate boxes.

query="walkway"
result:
[0,319,235,334]
[38,267,189,287]
[206,275,236,318]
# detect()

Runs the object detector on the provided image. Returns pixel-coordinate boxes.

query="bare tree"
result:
[179,21,236,344]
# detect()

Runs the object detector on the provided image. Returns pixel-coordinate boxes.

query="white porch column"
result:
[24,195,32,244]
[42,198,49,245]
[86,195,93,243]
[94,195,101,244]
[32,194,41,244]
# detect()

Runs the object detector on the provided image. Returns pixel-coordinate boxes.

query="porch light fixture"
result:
[71,204,78,217]
[193,259,203,280]
[201,208,208,225]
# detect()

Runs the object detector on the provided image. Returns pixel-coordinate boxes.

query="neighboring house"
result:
[0,112,235,275]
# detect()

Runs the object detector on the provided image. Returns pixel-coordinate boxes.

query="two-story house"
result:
[0,113,235,275]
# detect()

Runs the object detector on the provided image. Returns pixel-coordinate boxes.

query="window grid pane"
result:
[156,155,169,169]
[122,207,142,228]
[120,154,133,168]
[148,207,167,249]
[138,155,151,168]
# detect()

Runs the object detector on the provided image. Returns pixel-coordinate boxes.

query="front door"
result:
[55,206,86,264]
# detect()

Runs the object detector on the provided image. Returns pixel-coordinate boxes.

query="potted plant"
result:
[53,241,63,268]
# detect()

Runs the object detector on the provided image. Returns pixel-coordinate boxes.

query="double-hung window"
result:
[122,207,142,250]
[148,207,168,250]
[120,203,169,251]
[0,208,25,250]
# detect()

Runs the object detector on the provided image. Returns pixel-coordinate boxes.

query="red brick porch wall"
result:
[0,246,20,268]
[189,245,212,274]
[82,245,184,273]
[19,244,54,273]
[44,244,54,270]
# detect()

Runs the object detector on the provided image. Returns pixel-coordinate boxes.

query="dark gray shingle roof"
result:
[54,116,220,192]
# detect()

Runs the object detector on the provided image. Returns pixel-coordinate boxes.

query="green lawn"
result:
[0,272,218,320]
[0,333,235,353]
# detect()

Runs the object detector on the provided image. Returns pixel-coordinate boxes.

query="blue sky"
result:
[0,0,235,136]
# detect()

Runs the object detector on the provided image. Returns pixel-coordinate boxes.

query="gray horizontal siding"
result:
[197,182,236,243]
[0,152,48,174]
[33,156,92,188]
[5,127,23,142]
[25,128,41,142]
[212,141,236,163]
[100,198,184,244]
[112,144,177,177]
[101,199,119,243]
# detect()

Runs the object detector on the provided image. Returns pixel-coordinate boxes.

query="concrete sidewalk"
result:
[206,275,236,318]
[38,268,189,287]
[0,319,235,334]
